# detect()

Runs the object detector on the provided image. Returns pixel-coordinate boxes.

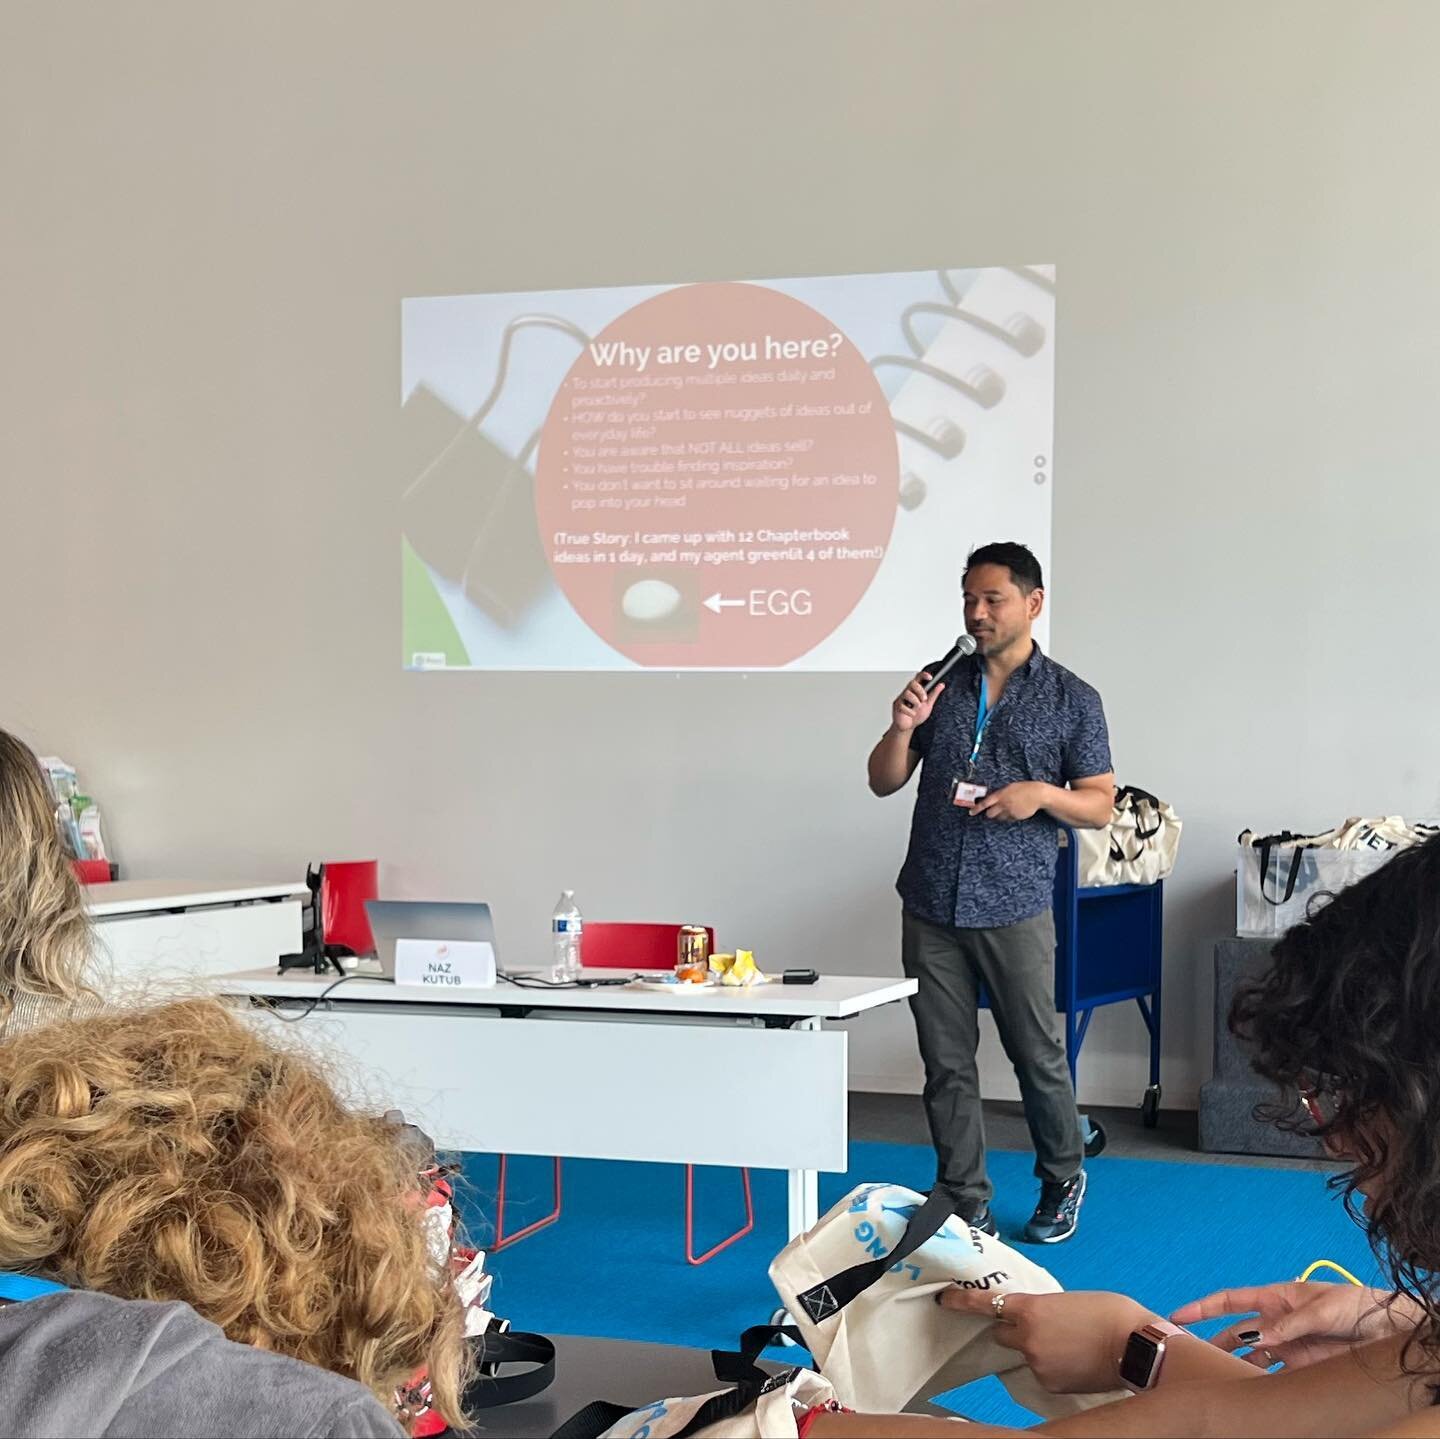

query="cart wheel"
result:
[769,1306,800,1346]
[1083,1118,1108,1159]
[1142,1084,1161,1129]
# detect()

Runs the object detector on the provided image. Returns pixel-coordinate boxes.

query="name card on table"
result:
[394,937,497,990]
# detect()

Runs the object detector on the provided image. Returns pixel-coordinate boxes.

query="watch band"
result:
[1121,1319,1186,1392]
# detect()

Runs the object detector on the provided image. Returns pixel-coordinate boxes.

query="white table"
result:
[218,966,916,1237]
[88,881,307,987]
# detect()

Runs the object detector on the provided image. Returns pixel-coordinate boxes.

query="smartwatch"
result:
[1119,1320,1184,1391]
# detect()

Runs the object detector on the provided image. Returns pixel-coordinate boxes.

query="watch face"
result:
[1119,1331,1160,1389]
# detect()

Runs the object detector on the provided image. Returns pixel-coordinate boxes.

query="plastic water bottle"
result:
[551,891,583,981]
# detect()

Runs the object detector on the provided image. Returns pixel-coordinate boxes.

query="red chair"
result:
[493,921,754,1266]
[72,859,113,885]
[319,860,380,956]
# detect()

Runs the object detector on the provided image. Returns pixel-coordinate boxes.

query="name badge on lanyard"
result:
[951,677,991,808]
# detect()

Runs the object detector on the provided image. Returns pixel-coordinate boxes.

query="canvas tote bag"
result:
[767,1184,1124,1417]
[1237,817,1439,938]
[1075,785,1181,888]
[554,1185,1125,1437]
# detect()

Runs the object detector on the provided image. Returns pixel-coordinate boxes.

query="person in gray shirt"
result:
[0,997,471,1434]
[0,1290,403,1438]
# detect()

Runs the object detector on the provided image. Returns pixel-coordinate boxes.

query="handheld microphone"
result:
[923,634,977,693]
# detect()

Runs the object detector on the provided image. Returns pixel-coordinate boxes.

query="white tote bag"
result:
[1075,786,1181,888]
[1236,818,1440,939]
[1331,816,1439,851]
[556,1186,1125,1438]
[769,1184,1123,1418]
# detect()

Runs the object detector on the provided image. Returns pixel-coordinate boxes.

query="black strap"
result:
[668,1377,784,1437]
[1109,828,1151,864]
[711,1324,807,1384]
[1245,828,1320,848]
[550,1372,797,1439]
[466,1328,556,1409]
[1256,839,1305,905]
[1117,784,1162,809]
[1115,787,1164,843]
[791,1189,955,1325]
[1110,823,1160,863]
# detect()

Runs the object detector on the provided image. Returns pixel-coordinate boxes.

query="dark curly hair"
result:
[1231,831,1440,1384]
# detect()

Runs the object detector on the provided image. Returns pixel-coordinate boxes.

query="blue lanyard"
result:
[966,678,991,774]
[0,1273,67,1303]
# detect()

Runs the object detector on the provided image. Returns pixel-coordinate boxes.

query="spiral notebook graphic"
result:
[401,264,1054,671]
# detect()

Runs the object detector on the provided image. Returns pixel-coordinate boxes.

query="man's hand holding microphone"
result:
[892,672,945,734]
[867,632,1046,819]
[868,637,972,798]
[867,671,943,797]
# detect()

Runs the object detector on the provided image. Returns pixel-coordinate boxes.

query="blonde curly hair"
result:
[0,728,96,1030]
[0,997,469,1429]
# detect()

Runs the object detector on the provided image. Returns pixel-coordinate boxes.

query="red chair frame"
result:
[494,922,753,1264]
[492,1154,563,1251]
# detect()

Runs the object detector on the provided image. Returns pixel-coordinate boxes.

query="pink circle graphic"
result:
[536,282,899,668]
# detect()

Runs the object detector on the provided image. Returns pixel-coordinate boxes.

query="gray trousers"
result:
[901,908,1083,1204]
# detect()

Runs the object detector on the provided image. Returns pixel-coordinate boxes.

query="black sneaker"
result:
[958,1201,998,1238]
[1022,1171,1086,1244]
[932,1183,1000,1238]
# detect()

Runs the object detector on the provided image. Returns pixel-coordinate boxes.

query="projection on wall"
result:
[401,266,1054,671]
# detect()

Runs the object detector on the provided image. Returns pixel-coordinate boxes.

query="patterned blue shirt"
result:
[897,643,1112,930]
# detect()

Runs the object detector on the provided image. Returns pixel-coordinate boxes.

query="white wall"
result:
[3,1,1438,1108]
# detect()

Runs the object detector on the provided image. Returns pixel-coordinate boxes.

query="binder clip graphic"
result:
[874,265,1054,512]
[402,315,590,629]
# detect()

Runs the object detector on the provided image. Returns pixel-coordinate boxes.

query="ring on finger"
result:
[992,1293,1009,1323]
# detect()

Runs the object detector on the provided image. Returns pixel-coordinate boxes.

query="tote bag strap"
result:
[1114,786,1164,842]
[551,1371,796,1439]
[1256,838,1305,905]
[791,1189,956,1324]
[467,1328,557,1409]
[1117,784,1162,808]
[712,1325,808,1385]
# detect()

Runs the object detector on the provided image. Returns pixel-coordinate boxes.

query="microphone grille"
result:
[957,634,977,656]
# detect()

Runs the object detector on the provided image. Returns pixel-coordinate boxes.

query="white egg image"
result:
[621,578,683,623]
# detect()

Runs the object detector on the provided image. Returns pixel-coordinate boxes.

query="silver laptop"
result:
[364,900,498,978]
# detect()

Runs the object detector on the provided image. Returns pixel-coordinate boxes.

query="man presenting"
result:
[867,542,1114,1243]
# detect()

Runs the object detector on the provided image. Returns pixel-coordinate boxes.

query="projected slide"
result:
[402,265,1054,671]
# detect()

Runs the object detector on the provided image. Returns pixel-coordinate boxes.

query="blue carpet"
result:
[460,1142,1378,1427]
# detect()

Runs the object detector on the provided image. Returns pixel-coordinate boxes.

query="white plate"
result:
[626,974,770,993]
[627,975,717,994]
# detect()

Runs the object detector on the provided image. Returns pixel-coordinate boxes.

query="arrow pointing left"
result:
[703,593,747,614]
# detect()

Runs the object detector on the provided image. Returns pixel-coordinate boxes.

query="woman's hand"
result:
[939,1288,1152,1394]
[1169,1282,1422,1370]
